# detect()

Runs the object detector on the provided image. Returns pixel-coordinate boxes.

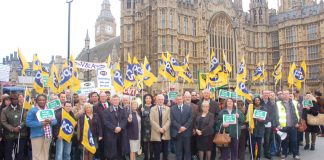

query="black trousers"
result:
[143,141,154,160]
[4,138,26,160]
[263,127,272,158]
[175,136,191,160]
[152,140,169,160]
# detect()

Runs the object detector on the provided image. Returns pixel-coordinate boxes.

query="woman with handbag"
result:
[303,93,320,150]
[215,98,246,160]
[194,101,215,160]
[250,97,267,160]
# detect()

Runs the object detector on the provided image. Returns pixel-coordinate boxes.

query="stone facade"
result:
[119,0,324,93]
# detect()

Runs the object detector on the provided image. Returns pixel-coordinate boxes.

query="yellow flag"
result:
[112,63,124,93]
[58,109,77,143]
[23,88,33,110]
[246,104,255,134]
[18,49,30,76]
[70,55,81,92]
[48,64,60,94]
[287,63,296,88]
[293,60,307,83]
[235,81,252,101]
[237,57,247,83]
[199,72,207,90]
[124,54,136,89]
[58,60,73,93]
[222,50,232,74]
[179,54,193,83]
[106,55,113,69]
[81,115,96,154]
[133,56,144,82]
[210,50,221,75]
[158,60,166,78]
[143,56,157,87]
[33,54,41,71]
[272,56,282,85]
[161,52,176,82]
[33,60,44,94]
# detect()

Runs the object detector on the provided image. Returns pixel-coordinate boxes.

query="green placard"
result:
[303,100,313,107]
[253,109,267,120]
[223,114,237,124]
[36,109,55,122]
[219,89,230,99]
[168,91,178,101]
[47,99,61,110]
[230,92,242,100]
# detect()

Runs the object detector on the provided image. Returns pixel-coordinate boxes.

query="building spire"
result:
[85,29,90,49]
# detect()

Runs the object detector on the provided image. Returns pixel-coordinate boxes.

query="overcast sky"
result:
[0,0,279,63]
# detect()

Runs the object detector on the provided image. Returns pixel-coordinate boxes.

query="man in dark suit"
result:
[171,95,193,160]
[197,89,220,160]
[103,95,129,160]
[93,92,110,160]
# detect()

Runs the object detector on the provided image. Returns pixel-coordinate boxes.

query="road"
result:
[135,136,324,160]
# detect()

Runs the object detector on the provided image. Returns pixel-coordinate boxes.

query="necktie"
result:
[104,103,107,109]
[179,105,182,112]
[158,106,162,127]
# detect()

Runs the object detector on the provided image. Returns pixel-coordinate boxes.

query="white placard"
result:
[80,81,96,95]
[0,64,10,82]
[75,61,107,70]
[97,68,112,91]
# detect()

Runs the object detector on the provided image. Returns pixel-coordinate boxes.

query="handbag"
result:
[307,114,324,125]
[298,119,307,132]
[213,124,231,147]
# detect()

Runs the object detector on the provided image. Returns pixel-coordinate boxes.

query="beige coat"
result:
[150,105,171,141]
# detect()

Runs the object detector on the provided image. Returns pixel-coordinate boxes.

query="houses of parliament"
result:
[77,0,324,93]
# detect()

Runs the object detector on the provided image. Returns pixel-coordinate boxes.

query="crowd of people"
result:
[0,86,323,160]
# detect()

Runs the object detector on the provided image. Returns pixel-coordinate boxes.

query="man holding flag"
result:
[53,101,76,160]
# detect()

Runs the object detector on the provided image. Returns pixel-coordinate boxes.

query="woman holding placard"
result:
[250,97,267,160]
[26,94,57,160]
[303,93,319,150]
[215,98,245,160]
[194,101,214,160]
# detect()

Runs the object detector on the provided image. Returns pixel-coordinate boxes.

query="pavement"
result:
[135,136,324,160]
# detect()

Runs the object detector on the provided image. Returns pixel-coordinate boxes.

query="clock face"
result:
[106,26,113,34]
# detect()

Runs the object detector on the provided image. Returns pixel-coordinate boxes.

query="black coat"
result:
[52,108,75,139]
[194,113,214,136]
[93,102,110,127]
[197,99,220,123]
[78,113,102,144]
[126,110,140,140]
[139,104,153,143]
[170,104,193,138]
[103,106,130,158]
[303,101,320,133]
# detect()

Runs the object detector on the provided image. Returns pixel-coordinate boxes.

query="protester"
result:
[78,103,102,160]
[194,101,214,160]
[191,91,199,105]
[58,92,67,106]
[53,101,75,160]
[103,95,129,160]
[261,90,275,159]
[26,94,57,160]
[171,95,192,160]
[89,92,99,105]
[139,94,155,160]
[215,98,246,160]
[303,93,320,150]
[1,94,27,160]
[127,101,141,160]
[237,100,247,160]
[0,96,10,160]
[275,90,300,160]
[122,95,131,113]
[72,95,86,120]
[150,94,171,160]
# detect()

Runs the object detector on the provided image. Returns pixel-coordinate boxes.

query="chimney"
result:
[6,56,9,62]
[14,51,17,59]
[10,54,13,60]
[3,58,5,64]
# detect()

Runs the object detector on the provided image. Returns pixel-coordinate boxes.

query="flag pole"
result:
[16,86,28,155]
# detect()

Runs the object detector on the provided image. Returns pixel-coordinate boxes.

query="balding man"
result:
[93,92,110,160]
[275,90,300,160]
[197,89,220,160]
[150,94,171,160]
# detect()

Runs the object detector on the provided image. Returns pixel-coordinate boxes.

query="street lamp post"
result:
[232,17,238,78]
[66,0,73,62]
[87,47,90,81]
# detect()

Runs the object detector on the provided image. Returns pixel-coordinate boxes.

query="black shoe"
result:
[304,144,310,150]
[310,145,315,150]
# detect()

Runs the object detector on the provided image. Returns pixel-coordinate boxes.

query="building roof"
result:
[76,36,120,63]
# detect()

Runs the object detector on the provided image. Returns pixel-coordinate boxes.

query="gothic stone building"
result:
[119,0,324,93]
[77,0,324,93]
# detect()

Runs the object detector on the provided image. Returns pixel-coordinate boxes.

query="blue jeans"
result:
[281,127,298,157]
[55,138,72,160]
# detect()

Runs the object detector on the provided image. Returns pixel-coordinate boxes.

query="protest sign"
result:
[36,109,56,122]
[253,109,267,120]
[223,114,237,124]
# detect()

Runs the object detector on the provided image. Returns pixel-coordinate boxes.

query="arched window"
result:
[209,13,237,78]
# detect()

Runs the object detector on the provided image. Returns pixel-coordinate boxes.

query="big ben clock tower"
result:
[95,0,116,45]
